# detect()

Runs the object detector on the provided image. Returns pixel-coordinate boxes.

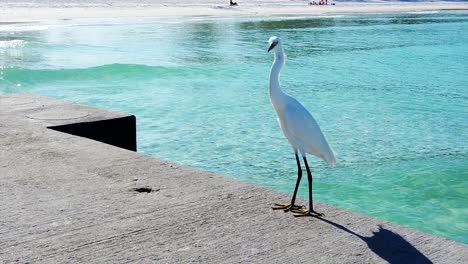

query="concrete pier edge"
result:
[1,93,466,263]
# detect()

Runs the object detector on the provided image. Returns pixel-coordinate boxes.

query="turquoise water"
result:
[1,13,467,243]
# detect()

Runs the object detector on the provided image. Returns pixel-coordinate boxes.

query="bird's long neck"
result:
[269,46,286,100]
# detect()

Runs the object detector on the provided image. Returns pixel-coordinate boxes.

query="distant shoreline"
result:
[1,1,467,22]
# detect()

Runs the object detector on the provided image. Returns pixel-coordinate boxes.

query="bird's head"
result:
[268,36,281,53]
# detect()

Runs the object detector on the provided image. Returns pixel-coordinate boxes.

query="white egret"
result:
[268,36,336,216]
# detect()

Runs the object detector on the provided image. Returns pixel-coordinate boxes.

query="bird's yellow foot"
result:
[272,203,305,212]
[292,208,324,217]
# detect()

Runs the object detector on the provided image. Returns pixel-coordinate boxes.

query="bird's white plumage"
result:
[268,36,336,166]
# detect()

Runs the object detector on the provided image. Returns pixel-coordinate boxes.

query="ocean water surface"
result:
[1,13,467,243]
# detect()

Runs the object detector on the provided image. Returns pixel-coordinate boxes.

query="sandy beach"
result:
[1,0,467,21]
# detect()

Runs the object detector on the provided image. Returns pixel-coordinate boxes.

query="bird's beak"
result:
[268,42,277,53]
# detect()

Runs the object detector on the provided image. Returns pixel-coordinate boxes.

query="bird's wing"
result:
[283,98,336,166]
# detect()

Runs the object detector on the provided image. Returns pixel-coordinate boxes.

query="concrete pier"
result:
[1,94,467,263]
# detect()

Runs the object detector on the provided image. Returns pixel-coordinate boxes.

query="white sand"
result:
[0,1,467,21]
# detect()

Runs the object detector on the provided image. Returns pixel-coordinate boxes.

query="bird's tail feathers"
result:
[324,149,337,167]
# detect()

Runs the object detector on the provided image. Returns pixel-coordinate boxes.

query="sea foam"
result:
[0,40,27,48]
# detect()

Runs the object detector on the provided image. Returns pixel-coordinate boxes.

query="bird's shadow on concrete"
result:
[314,216,433,264]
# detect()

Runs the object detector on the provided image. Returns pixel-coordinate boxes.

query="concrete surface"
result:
[0,93,467,263]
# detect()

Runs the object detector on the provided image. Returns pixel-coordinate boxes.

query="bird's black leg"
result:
[272,152,305,212]
[290,152,302,205]
[304,156,314,213]
[293,156,323,217]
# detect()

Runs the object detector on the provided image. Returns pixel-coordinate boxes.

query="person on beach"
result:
[309,0,333,5]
